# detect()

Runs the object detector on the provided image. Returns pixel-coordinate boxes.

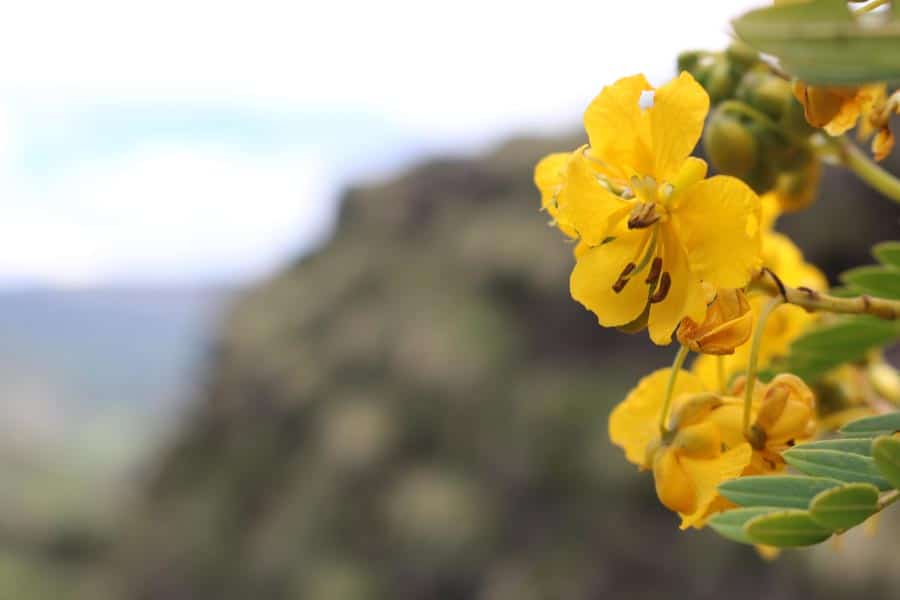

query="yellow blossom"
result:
[678,288,753,355]
[793,81,896,161]
[609,368,752,528]
[535,73,762,345]
[734,374,817,473]
[792,82,885,135]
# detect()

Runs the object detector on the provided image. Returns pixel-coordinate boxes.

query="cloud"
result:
[0,143,333,286]
[0,1,762,286]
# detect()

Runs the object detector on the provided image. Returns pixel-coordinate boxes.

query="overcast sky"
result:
[0,0,760,287]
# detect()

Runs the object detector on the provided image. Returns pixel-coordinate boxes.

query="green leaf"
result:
[708,507,783,545]
[873,242,900,270]
[783,448,893,490]
[841,266,900,300]
[809,483,880,531]
[719,475,842,509]
[840,412,900,438]
[793,438,872,457]
[872,434,900,489]
[732,0,900,85]
[744,509,833,547]
[762,317,900,383]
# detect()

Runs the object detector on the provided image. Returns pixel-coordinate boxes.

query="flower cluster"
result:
[534,71,834,529]
[609,367,815,529]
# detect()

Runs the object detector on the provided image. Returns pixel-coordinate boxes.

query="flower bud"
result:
[736,69,793,122]
[670,392,723,429]
[754,374,816,444]
[677,289,753,355]
[704,108,760,181]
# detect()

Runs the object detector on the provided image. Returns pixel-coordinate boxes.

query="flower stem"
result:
[879,490,900,511]
[660,345,690,435]
[717,355,727,394]
[754,269,900,320]
[743,297,784,435]
[837,139,900,206]
[855,0,890,15]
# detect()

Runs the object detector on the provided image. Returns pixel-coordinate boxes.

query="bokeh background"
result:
[2,1,900,598]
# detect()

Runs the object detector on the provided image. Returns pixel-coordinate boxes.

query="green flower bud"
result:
[725,41,760,69]
[703,107,759,180]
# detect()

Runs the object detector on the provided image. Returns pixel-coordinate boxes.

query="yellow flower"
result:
[735,374,817,473]
[677,288,753,355]
[610,368,752,529]
[792,82,885,135]
[538,73,762,345]
[793,81,896,161]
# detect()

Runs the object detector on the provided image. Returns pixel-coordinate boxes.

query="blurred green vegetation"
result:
[2,134,900,598]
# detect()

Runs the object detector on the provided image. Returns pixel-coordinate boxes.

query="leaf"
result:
[708,507,783,545]
[809,483,880,531]
[872,434,900,489]
[718,475,842,509]
[732,0,900,85]
[744,509,833,547]
[783,448,893,490]
[762,317,900,383]
[793,438,872,457]
[841,267,900,300]
[840,412,900,438]
[873,242,900,270]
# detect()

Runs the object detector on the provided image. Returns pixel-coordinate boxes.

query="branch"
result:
[754,268,900,320]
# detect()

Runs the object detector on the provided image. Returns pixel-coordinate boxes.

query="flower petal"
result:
[609,367,706,466]
[648,71,709,182]
[570,233,650,328]
[534,152,570,211]
[583,74,653,179]
[647,224,706,346]
[558,151,630,245]
[673,175,762,289]
[678,442,752,529]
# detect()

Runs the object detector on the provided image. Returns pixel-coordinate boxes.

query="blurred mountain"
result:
[0,286,231,415]
[78,134,899,600]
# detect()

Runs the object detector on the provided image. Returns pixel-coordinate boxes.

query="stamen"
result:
[612,262,637,293]
[645,257,663,285]
[650,272,671,303]
[627,202,660,229]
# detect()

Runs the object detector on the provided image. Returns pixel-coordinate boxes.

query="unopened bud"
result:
[704,107,759,181]
[677,289,753,355]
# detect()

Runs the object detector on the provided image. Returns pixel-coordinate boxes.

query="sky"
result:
[0,0,760,287]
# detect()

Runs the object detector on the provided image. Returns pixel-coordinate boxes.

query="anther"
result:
[627,202,660,229]
[649,272,671,303]
[612,262,636,293]
[645,257,663,285]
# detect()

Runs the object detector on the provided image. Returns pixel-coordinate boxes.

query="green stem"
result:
[659,345,691,435]
[754,269,900,320]
[717,355,727,394]
[855,0,890,15]
[878,489,899,511]
[838,140,900,206]
[743,297,784,435]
